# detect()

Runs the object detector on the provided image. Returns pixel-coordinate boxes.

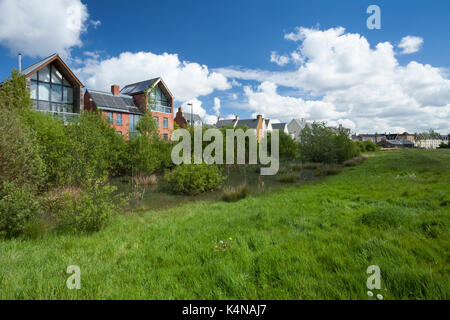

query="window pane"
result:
[63,86,73,103]
[107,112,113,124]
[38,101,50,111]
[163,118,168,128]
[30,80,37,99]
[116,113,122,125]
[51,66,63,84]
[30,72,37,80]
[63,78,71,86]
[65,104,73,113]
[38,83,50,101]
[38,66,50,82]
[51,84,62,103]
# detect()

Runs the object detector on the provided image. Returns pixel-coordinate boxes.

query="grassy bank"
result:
[0,149,449,299]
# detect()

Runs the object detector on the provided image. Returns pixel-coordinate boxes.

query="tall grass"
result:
[0,149,448,299]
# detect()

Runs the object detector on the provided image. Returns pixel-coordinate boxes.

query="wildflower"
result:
[377,294,384,300]
[367,291,373,297]
[229,237,232,241]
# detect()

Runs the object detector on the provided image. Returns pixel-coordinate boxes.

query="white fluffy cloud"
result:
[79,51,231,102]
[218,27,450,133]
[270,51,290,66]
[213,97,221,116]
[398,36,424,54]
[0,0,89,58]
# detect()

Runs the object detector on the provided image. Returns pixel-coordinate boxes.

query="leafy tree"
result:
[0,69,33,111]
[298,122,337,163]
[335,131,360,163]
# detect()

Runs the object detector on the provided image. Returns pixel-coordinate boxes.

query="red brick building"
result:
[84,77,174,140]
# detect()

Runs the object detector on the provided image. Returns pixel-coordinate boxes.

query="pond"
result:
[111,163,316,213]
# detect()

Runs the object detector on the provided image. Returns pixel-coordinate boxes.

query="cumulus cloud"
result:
[217,27,450,133]
[398,36,424,54]
[270,51,290,66]
[0,0,89,58]
[78,51,231,102]
[213,97,221,116]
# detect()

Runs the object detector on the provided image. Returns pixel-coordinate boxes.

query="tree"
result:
[298,122,337,163]
[0,69,33,111]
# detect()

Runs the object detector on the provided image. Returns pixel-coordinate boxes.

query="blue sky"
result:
[0,0,449,133]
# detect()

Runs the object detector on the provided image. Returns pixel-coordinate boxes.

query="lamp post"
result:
[187,103,193,128]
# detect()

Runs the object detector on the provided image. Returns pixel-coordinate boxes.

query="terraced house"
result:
[84,77,174,140]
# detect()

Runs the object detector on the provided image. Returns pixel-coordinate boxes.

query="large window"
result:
[148,85,171,113]
[163,117,168,129]
[107,112,113,124]
[30,64,74,113]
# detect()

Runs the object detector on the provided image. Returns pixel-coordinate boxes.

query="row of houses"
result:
[3,53,447,148]
[352,132,450,149]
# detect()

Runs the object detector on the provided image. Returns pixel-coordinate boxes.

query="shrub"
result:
[164,163,223,195]
[0,182,41,238]
[133,173,158,186]
[335,132,360,163]
[0,69,33,111]
[20,109,70,187]
[291,163,303,172]
[301,163,322,170]
[356,141,366,153]
[363,140,377,152]
[298,122,337,164]
[43,183,119,233]
[221,184,250,202]
[66,111,128,185]
[267,130,299,159]
[278,172,298,183]
[0,108,46,192]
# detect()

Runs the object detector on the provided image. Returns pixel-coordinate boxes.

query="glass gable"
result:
[148,84,171,114]
[30,63,75,115]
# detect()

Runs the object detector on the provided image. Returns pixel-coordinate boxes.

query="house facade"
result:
[84,77,174,140]
[6,53,84,121]
[271,122,289,134]
[216,115,265,141]
[287,119,308,141]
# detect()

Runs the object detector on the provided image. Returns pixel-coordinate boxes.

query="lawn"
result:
[0,149,448,299]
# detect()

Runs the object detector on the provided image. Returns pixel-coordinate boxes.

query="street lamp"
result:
[187,103,193,127]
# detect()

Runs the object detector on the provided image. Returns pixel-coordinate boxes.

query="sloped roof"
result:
[215,119,237,128]
[182,112,202,123]
[120,77,173,98]
[272,123,287,131]
[87,89,144,115]
[20,53,84,87]
[236,119,259,129]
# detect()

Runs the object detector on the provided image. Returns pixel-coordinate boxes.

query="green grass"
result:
[0,149,449,299]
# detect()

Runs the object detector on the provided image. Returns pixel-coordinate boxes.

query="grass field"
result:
[0,149,449,299]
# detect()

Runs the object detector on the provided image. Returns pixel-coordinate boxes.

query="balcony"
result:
[151,102,172,114]
[37,110,79,123]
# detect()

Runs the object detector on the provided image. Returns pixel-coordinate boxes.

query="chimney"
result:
[18,53,22,73]
[257,114,262,121]
[217,116,221,122]
[111,84,120,96]
[178,106,183,112]
[235,115,239,121]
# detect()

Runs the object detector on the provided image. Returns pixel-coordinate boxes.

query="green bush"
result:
[43,184,119,233]
[0,108,46,192]
[221,184,250,202]
[298,122,337,164]
[267,130,299,159]
[335,133,360,163]
[363,140,377,152]
[356,141,366,153]
[66,111,128,185]
[164,163,223,195]
[0,182,41,238]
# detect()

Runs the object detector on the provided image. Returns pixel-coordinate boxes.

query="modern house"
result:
[4,53,84,121]
[84,77,174,140]
[216,115,265,141]
[414,134,448,149]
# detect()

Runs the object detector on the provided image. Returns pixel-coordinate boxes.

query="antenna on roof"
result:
[18,53,22,73]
